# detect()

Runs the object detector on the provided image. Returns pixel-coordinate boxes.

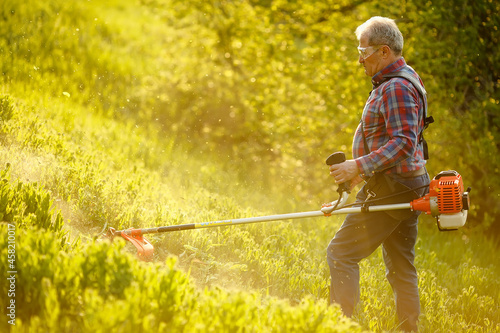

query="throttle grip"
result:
[326,152,351,194]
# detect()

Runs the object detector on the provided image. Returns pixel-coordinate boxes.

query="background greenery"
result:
[0,0,499,332]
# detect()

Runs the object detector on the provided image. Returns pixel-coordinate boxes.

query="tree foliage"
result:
[1,1,500,331]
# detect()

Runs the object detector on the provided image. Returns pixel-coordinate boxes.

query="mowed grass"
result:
[1,0,499,332]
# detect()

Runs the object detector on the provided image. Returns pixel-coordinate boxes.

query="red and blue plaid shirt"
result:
[354,58,427,177]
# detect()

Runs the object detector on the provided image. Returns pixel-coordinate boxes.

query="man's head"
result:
[355,17,404,77]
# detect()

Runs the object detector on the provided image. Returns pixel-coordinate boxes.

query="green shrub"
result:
[1,1,499,332]
[0,224,364,333]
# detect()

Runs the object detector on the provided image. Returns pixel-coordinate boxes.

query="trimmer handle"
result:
[326,152,351,194]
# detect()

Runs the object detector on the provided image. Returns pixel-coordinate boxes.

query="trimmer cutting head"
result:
[106,227,154,261]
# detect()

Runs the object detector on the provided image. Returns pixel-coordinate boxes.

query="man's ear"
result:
[382,45,398,60]
[381,45,391,58]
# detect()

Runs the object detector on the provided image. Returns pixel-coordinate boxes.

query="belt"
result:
[397,168,427,178]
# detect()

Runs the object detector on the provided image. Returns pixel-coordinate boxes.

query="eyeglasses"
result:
[357,45,381,60]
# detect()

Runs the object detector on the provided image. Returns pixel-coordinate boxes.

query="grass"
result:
[1,0,499,332]
[2,89,499,331]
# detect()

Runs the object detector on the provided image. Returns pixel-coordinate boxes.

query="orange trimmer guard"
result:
[110,227,154,262]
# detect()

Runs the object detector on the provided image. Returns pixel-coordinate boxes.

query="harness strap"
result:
[382,71,434,159]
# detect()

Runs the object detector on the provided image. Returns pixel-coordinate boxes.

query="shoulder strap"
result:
[382,71,434,160]
[383,71,427,97]
[382,71,434,128]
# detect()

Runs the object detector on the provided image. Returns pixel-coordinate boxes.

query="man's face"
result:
[358,35,383,77]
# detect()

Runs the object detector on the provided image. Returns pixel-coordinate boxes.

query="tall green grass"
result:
[0,0,499,332]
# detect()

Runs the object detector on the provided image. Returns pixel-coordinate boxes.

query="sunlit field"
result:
[1,0,499,332]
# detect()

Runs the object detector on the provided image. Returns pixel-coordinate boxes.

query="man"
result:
[327,17,430,332]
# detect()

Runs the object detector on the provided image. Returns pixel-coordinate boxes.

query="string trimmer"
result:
[105,152,471,261]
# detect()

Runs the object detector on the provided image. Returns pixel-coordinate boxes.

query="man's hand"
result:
[329,159,360,185]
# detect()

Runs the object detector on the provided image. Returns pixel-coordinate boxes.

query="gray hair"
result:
[355,17,404,56]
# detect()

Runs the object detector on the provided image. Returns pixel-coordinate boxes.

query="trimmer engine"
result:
[411,170,471,230]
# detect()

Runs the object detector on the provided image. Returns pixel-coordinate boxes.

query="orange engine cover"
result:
[433,171,464,214]
[411,171,464,215]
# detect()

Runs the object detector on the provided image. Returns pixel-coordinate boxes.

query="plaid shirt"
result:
[353,58,427,177]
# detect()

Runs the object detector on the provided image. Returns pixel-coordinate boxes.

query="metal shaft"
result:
[116,202,412,236]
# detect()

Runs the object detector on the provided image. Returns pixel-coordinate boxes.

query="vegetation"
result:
[0,0,499,332]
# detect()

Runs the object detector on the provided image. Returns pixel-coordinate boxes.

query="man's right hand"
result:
[329,159,360,184]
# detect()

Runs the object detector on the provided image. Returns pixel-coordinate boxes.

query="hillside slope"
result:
[1,0,499,332]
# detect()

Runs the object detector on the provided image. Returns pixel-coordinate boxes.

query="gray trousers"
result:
[327,173,430,332]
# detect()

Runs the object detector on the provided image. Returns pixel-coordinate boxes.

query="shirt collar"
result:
[371,57,407,87]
